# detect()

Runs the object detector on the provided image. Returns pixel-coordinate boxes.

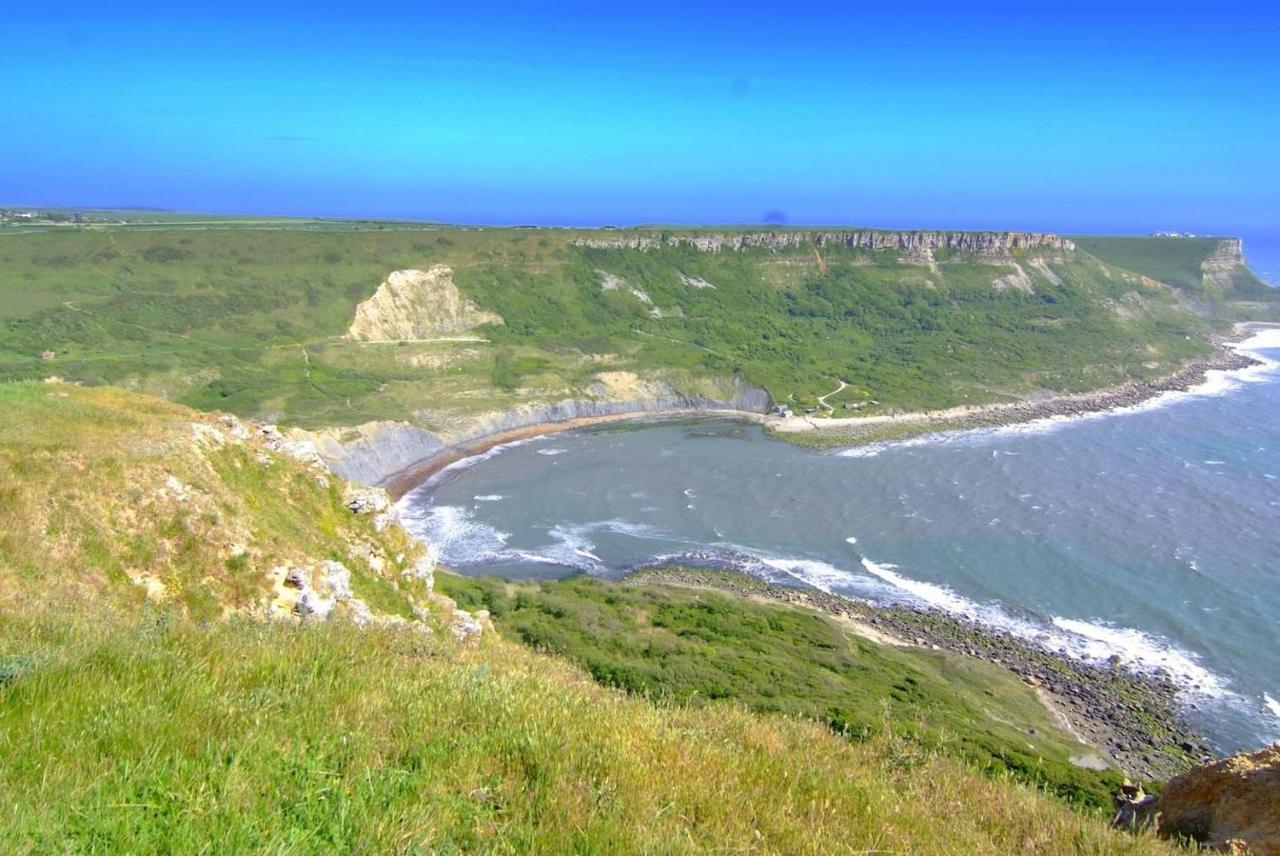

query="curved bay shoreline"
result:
[385,331,1267,500]
[389,325,1280,780]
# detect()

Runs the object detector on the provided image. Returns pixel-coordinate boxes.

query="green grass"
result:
[436,571,1130,809]
[1072,236,1225,291]
[1071,235,1279,304]
[0,382,1173,852]
[0,224,1253,431]
[0,611,1171,854]
[0,381,428,618]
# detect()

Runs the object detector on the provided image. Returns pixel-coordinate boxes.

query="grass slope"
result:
[438,572,1128,809]
[1073,235,1278,302]
[0,225,1234,429]
[1072,237,1225,291]
[0,381,429,621]
[0,615,1168,854]
[0,382,1170,851]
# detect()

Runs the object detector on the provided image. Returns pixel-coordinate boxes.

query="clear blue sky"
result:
[2,1,1277,235]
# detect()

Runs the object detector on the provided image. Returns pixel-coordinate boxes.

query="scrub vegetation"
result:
[2,220,1270,430]
[437,571,1130,810]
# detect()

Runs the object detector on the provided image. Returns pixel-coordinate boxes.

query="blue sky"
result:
[2,1,1278,235]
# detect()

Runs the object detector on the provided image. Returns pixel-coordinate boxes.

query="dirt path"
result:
[815,379,848,414]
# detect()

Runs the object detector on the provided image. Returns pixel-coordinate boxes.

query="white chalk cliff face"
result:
[347,265,503,341]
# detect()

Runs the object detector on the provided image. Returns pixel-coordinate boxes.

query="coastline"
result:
[385,323,1277,499]
[387,322,1280,778]
[769,342,1264,447]
[383,408,764,500]
[629,566,1211,781]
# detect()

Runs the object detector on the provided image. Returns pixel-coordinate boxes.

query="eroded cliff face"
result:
[347,265,503,341]
[303,422,449,486]
[1201,238,1248,292]
[292,376,771,488]
[573,230,1075,260]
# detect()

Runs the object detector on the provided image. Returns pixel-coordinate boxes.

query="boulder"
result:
[1151,744,1280,853]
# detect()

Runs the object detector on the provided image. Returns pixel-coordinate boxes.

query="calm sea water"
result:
[401,331,1280,752]
[1243,233,1280,286]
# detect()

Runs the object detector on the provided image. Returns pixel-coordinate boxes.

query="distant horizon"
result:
[0,201,1269,240]
[4,1,1277,244]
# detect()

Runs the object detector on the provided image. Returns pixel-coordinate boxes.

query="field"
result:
[2,221,1264,433]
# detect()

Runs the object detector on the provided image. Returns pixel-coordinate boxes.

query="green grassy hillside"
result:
[1072,235,1277,301]
[438,571,1127,809]
[0,382,1173,852]
[0,223,1255,430]
[1072,237,1226,291]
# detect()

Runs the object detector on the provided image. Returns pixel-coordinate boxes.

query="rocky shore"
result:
[771,345,1262,445]
[628,566,1214,781]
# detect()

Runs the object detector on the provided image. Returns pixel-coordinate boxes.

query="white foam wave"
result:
[536,448,568,456]
[858,558,977,615]
[734,552,909,604]
[405,506,666,573]
[1050,617,1230,697]
[399,504,511,565]
[474,494,504,502]
[1237,327,1280,351]
[845,536,858,544]
[836,330,1280,459]
[850,555,1239,702]
[411,437,539,490]
[1264,693,1280,721]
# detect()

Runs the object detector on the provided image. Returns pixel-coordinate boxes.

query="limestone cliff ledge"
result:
[293,377,771,488]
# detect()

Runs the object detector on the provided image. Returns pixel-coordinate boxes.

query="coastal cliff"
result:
[296,376,771,487]
[572,229,1075,259]
[1201,238,1250,292]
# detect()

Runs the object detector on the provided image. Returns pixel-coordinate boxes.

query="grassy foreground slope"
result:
[438,572,1129,809]
[0,383,1169,852]
[2,223,1265,431]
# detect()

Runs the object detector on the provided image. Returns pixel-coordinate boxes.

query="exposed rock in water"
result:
[347,265,503,341]
[1143,743,1280,854]
[573,229,1075,260]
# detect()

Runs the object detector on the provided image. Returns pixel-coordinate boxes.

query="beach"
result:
[386,324,1276,499]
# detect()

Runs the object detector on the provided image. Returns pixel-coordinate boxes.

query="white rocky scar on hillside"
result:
[177,411,493,642]
[347,265,503,342]
[678,272,715,289]
[992,262,1036,293]
[596,269,673,318]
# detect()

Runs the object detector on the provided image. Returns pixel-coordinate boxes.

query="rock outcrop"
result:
[303,422,448,486]
[347,265,502,342]
[1147,743,1280,853]
[573,230,1075,260]
[1202,239,1248,293]
[292,376,771,488]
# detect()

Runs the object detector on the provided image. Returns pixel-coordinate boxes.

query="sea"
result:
[399,329,1280,753]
